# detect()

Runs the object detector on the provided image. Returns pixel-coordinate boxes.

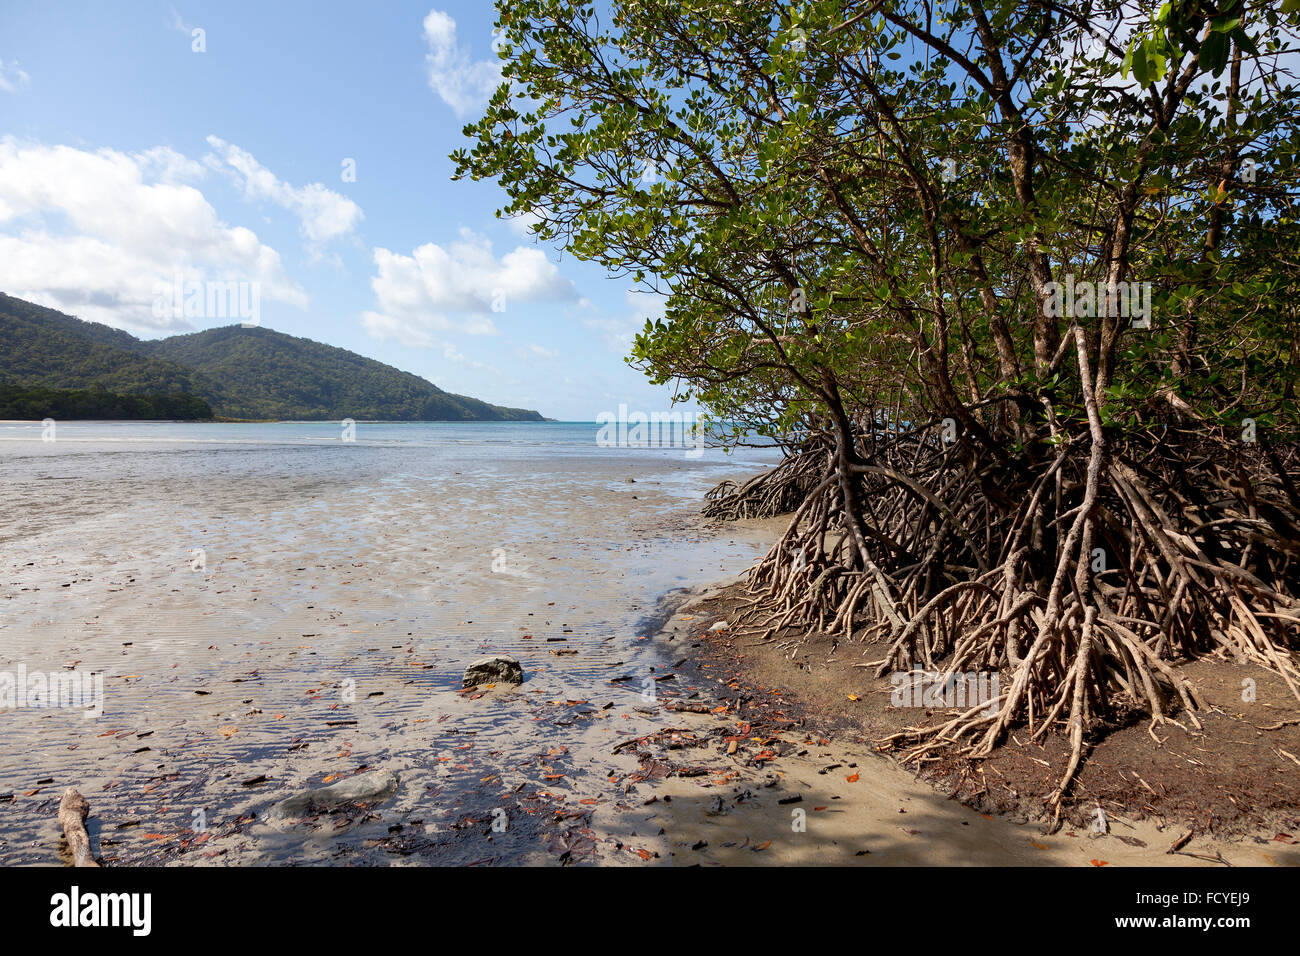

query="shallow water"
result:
[0,421,781,864]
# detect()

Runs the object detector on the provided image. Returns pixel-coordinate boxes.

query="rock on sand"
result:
[269,769,400,821]
[463,655,525,688]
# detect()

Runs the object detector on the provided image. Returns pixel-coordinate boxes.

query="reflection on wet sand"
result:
[0,427,777,864]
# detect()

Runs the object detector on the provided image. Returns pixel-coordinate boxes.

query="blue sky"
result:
[0,0,679,420]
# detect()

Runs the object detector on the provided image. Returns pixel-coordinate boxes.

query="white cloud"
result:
[443,343,499,374]
[0,139,306,332]
[423,9,501,116]
[205,135,363,250]
[362,228,576,345]
[167,5,191,33]
[582,290,667,353]
[1051,8,1300,129]
[515,343,559,361]
[506,206,545,237]
[0,58,30,93]
[134,146,207,184]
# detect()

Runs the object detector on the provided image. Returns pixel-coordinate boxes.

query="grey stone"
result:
[270,770,399,821]
[463,655,524,688]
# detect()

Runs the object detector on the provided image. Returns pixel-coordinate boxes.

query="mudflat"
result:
[0,422,780,865]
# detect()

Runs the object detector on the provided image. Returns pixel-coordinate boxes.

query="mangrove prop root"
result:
[704,416,1300,802]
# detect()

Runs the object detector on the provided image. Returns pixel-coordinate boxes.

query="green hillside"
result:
[141,325,541,421]
[0,384,214,421]
[0,294,220,398]
[0,293,543,421]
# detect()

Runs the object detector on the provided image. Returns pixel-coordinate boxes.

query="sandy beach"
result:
[601,591,1300,867]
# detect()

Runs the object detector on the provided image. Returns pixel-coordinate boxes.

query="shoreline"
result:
[603,565,1300,866]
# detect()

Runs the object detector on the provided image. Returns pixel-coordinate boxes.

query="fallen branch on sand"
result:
[59,788,99,868]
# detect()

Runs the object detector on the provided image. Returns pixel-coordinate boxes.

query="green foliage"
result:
[0,293,220,397]
[0,384,213,421]
[1123,0,1259,84]
[454,0,1300,447]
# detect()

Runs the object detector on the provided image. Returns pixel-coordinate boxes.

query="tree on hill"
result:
[0,384,213,420]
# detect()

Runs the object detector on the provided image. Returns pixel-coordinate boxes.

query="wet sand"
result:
[0,430,779,864]
[589,597,1297,867]
[2,428,1291,866]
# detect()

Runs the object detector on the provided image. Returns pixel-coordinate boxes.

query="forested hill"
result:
[0,293,543,421]
[0,294,218,398]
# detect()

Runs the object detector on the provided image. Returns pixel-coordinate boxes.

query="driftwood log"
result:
[58,788,99,867]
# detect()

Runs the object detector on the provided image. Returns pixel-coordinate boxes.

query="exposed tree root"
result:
[703,437,830,520]
[706,412,1300,806]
